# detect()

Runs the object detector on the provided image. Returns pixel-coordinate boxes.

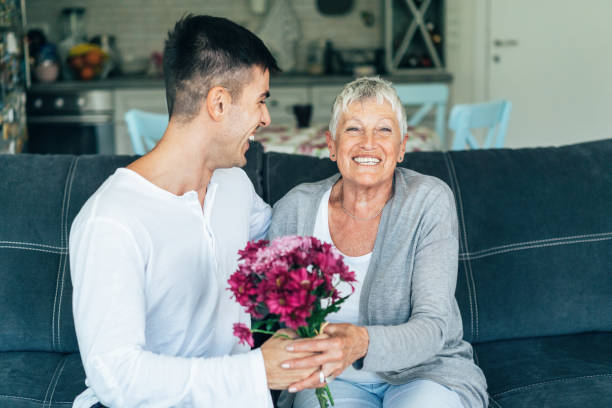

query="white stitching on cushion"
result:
[460,232,612,261]
[446,153,480,340]
[0,241,66,250]
[52,158,77,350]
[42,358,62,406]
[0,394,72,404]
[46,356,68,407]
[0,245,66,254]
[443,153,474,340]
[492,373,612,398]
[489,396,503,407]
[57,157,80,351]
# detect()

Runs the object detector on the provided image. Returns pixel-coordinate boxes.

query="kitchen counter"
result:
[28,71,452,92]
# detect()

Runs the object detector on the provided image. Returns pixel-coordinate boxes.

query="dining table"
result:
[254,123,442,158]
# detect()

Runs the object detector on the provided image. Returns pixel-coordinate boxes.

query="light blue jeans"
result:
[291,378,465,408]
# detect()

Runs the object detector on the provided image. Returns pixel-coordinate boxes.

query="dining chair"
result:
[449,100,512,150]
[394,83,449,148]
[124,109,169,155]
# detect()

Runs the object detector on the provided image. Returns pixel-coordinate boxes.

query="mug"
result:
[292,104,313,128]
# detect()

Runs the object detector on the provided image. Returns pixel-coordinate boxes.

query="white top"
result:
[313,188,382,384]
[69,167,273,408]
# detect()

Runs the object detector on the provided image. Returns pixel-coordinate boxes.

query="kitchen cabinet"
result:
[29,73,451,154]
[266,87,309,124]
[311,85,343,124]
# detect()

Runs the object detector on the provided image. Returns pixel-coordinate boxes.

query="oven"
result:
[25,90,115,154]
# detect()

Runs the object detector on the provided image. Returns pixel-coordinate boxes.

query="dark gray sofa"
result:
[1,139,612,407]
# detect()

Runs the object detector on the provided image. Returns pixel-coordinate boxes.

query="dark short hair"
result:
[163,14,280,121]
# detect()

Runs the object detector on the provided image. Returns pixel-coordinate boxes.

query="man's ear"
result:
[206,86,232,122]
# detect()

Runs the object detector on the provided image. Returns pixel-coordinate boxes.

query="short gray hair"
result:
[328,76,407,139]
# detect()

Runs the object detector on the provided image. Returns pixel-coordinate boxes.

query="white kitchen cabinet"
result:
[113,89,167,154]
[266,87,309,125]
[311,85,343,125]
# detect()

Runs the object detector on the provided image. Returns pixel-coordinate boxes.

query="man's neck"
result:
[127,119,216,207]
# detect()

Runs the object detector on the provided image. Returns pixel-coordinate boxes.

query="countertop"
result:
[28,71,453,92]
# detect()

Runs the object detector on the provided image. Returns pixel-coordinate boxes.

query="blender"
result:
[58,7,86,79]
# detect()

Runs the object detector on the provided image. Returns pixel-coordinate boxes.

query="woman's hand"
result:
[280,323,370,392]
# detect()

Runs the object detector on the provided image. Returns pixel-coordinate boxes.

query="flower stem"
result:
[325,384,334,405]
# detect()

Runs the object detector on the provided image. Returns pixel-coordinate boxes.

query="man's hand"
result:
[280,323,369,392]
[260,329,319,390]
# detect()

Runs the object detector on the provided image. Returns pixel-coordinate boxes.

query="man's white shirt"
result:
[69,167,272,407]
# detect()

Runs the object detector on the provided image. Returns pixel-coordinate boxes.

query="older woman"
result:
[269,77,487,408]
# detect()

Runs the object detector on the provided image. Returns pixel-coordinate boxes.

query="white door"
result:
[487,0,612,148]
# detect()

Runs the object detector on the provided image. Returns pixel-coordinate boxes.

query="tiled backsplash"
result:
[26,0,382,71]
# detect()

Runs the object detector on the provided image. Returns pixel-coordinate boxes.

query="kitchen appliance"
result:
[0,0,28,154]
[58,7,86,80]
[60,7,85,42]
[26,90,115,154]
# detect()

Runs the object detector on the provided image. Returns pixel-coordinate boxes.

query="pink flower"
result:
[266,291,296,317]
[233,323,254,348]
[238,239,269,263]
[229,235,358,332]
[282,309,309,329]
[286,267,324,292]
[228,270,257,308]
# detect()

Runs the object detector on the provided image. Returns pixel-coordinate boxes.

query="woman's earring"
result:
[331,154,335,158]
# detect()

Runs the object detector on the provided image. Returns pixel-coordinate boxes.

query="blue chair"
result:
[394,84,449,148]
[449,100,512,150]
[124,109,169,155]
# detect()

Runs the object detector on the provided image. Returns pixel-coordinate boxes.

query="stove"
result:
[26,89,115,154]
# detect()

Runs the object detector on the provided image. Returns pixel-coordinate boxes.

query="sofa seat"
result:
[475,332,612,407]
[0,352,85,407]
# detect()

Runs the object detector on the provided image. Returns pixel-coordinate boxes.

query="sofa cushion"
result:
[0,352,85,407]
[0,144,263,354]
[447,140,612,343]
[0,155,84,353]
[475,332,612,407]
[263,140,612,344]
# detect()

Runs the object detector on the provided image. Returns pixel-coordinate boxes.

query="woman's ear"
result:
[326,131,337,161]
[206,86,231,122]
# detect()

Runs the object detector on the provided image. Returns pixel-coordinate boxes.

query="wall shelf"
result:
[384,0,445,74]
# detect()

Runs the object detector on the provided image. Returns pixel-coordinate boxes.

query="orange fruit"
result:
[69,55,84,69]
[79,66,95,80]
[84,50,103,66]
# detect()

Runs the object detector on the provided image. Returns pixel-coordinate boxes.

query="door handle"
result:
[493,39,519,47]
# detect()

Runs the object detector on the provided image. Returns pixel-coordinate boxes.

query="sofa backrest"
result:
[0,143,264,353]
[2,140,612,351]
[263,139,612,344]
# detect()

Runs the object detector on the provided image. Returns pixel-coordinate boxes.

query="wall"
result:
[25,0,383,71]
[25,0,479,106]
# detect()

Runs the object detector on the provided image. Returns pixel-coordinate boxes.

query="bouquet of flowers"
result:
[228,236,357,408]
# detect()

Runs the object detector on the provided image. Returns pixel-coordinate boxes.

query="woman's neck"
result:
[331,177,394,221]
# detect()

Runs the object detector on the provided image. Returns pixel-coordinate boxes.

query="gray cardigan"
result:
[269,168,488,408]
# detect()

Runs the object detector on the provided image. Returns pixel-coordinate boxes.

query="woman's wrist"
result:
[357,325,370,358]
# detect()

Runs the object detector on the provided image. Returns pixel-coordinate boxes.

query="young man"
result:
[69,15,315,407]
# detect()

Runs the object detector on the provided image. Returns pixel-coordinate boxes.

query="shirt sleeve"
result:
[70,217,272,407]
[361,185,460,372]
[249,186,272,241]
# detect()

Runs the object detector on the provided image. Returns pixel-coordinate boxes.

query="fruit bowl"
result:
[67,43,109,80]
